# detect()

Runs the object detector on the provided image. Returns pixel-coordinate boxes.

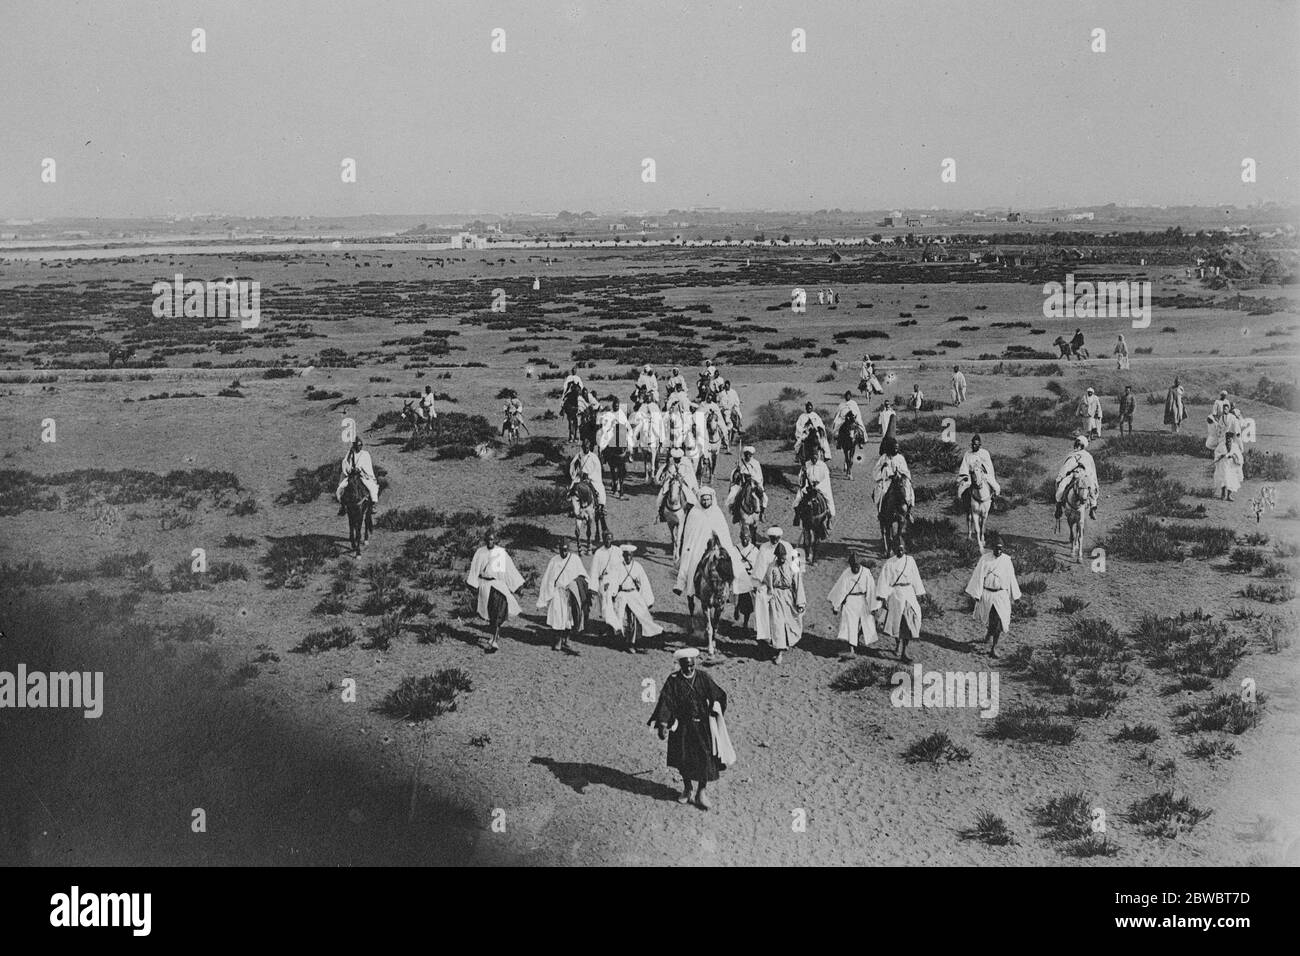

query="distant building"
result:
[1066,212,1095,221]
[450,232,488,250]
[1006,212,1022,223]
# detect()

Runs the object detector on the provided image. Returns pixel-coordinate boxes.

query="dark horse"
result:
[878,472,909,556]
[578,405,599,449]
[688,536,733,657]
[795,427,827,467]
[561,382,582,441]
[836,411,866,478]
[341,471,373,556]
[794,488,830,566]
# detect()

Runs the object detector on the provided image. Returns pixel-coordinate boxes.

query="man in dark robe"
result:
[648,648,728,810]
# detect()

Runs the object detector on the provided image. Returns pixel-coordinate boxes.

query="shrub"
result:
[510,485,569,517]
[959,811,1015,845]
[374,669,474,721]
[983,704,1077,745]
[1101,515,1178,563]
[1032,791,1092,841]
[1126,790,1212,838]
[262,535,336,589]
[830,660,886,691]
[1112,723,1160,743]
[292,626,358,653]
[1174,692,1265,735]
[902,732,972,764]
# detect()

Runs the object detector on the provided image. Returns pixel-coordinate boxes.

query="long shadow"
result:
[530,757,679,801]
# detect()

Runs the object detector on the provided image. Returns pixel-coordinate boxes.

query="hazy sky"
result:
[2,0,1297,217]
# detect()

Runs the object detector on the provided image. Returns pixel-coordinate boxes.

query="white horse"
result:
[630,403,664,481]
[964,463,993,551]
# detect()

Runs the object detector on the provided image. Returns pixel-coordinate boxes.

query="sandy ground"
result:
[1,247,1298,865]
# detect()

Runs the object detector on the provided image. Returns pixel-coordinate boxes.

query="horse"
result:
[795,427,827,467]
[725,407,742,448]
[836,411,866,478]
[631,383,655,408]
[794,488,830,566]
[400,401,435,442]
[698,406,724,484]
[696,371,719,404]
[341,470,373,556]
[658,472,690,559]
[578,405,599,449]
[963,463,993,551]
[687,536,733,657]
[568,478,599,554]
[501,408,524,444]
[1056,470,1091,563]
[1053,337,1090,361]
[561,383,582,441]
[878,472,909,556]
[730,472,763,538]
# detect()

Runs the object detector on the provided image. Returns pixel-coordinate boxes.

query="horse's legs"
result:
[686,596,696,635]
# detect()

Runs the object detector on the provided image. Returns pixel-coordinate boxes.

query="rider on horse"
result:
[794,402,831,459]
[872,437,915,517]
[417,385,438,425]
[726,445,768,518]
[501,391,524,436]
[793,443,836,532]
[955,434,1001,501]
[665,366,687,397]
[563,366,584,394]
[1054,435,1099,521]
[598,396,632,498]
[715,378,742,441]
[336,437,380,514]
[636,364,660,404]
[569,439,608,508]
[831,391,864,438]
[656,447,700,512]
[859,355,884,395]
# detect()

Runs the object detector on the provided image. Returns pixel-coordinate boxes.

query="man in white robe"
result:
[673,488,753,598]
[636,365,660,403]
[563,367,584,393]
[716,379,742,435]
[1213,433,1244,500]
[955,434,1001,500]
[951,366,967,405]
[793,445,836,527]
[656,447,700,514]
[1079,387,1103,438]
[872,437,915,513]
[963,533,1021,658]
[335,438,380,511]
[759,542,806,665]
[859,356,884,395]
[750,527,782,644]
[794,402,831,458]
[665,367,687,396]
[587,531,618,623]
[1054,435,1099,519]
[732,524,760,631]
[465,530,525,653]
[830,391,865,441]
[536,541,589,654]
[827,551,879,657]
[607,545,662,650]
[878,400,896,440]
[417,385,438,423]
[876,540,926,664]
[726,445,768,516]
[1211,391,1230,422]
[598,397,632,497]
[910,385,924,412]
[569,439,607,506]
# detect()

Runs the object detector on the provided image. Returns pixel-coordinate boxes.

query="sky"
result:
[2,0,1297,217]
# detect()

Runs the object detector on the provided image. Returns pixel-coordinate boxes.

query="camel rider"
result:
[726,445,769,516]
[793,444,836,530]
[795,402,831,458]
[1054,435,1099,520]
[636,364,660,403]
[418,385,438,423]
[872,436,915,515]
[665,366,687,396]
[956,434,1001,500]
[563,366,584,393]
[656,447,700,512]
[831,391,865,441]
[336,438,380,514]
[569,438,607,507]
[878,399,897,440]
